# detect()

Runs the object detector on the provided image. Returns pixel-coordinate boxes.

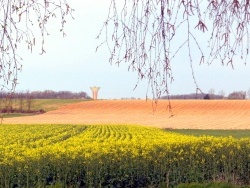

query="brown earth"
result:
[3,100,250,129]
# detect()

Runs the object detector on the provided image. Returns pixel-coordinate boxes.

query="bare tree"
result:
[208,88,215,99]
[2,92,14,113]
[247,88,250,99]
[228,91,246,99]
[25,90,32,112]
[97,1,250,100]
[0,1,73,91]
[218,90,226,99]
[17,92,25,112]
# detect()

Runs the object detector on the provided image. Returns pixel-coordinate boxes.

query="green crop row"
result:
[0,124,249,187]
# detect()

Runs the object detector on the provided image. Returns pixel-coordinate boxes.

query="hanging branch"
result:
[97,0,250,102]
[0,0,74,91]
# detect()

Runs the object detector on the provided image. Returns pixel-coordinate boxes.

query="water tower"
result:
[90,86,100,100]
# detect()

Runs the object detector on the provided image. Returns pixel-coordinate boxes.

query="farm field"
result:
[0,99,87,118]
[27,99,88,112]
[1,124,250,187]
[166,129,250,139]
[3,99,250,129]
[2,100,250,187]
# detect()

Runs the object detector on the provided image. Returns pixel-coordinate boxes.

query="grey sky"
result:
[16,1,250,99]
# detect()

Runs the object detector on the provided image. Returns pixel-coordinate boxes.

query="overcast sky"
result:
[16,1,250,99]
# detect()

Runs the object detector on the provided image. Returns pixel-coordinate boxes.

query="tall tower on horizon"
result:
[90,86,100,100]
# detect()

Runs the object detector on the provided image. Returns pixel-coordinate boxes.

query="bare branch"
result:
[0,0,74,91]
[97,0,250,102]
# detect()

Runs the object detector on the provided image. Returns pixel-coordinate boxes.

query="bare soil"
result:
[3,100,250,129]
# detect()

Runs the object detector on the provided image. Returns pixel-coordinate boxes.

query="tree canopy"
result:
[0,0,73,91]
[97,0,250,100]
[1,1,249,101]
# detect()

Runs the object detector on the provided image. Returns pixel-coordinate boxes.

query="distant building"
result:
[90,86,100,100]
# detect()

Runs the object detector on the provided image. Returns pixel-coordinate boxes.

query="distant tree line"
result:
[161,93,224,100]
[161,90,248,100]
[0,90,90,99]
[0,90,90,114]
[227,91,246,100]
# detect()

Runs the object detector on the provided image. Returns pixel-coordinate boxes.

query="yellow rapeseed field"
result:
[0,124,249,187]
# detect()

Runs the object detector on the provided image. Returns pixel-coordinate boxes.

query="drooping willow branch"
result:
[97,0,250,102]
[0,0,74,91]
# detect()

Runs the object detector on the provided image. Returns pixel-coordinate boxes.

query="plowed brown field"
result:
[3,100,250,129]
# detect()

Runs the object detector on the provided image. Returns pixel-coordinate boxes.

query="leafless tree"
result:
[247,88,250,99]
[208,88,215,99]
[17,92,25,112]
[0,0,73,91]
[2,92,14,113]
[228,90,246,99]
[25,90,32,112]
[97,0,250,102]
[218,90,226,99]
